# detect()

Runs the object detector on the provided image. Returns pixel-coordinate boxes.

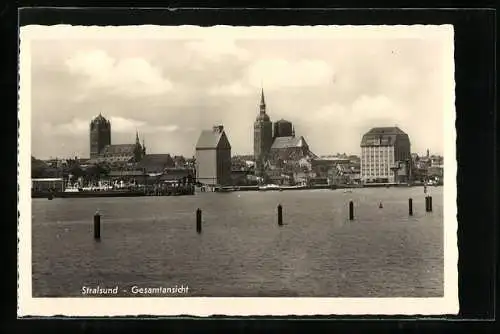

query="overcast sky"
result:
[23,25,453,159]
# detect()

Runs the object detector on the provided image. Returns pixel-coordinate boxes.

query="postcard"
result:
[18,23,458,317]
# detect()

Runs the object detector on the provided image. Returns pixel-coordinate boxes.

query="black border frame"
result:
[3,2,497,333]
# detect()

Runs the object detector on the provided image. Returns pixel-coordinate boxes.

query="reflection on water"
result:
[31,187,444,297]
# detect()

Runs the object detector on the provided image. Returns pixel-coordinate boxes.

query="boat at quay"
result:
[32,184,195,199]
[32,190,147,199]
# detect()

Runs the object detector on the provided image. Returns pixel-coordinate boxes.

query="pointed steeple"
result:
[292,125,295,137]
[255,87,270,123]
[259,87,266,114]
[135,129,140,144]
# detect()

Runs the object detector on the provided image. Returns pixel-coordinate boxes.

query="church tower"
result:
[133,130,145,162]
[89,113,111,158]
[253,88,273,174]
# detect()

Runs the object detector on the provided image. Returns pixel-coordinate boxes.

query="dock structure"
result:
[144,183,195,196]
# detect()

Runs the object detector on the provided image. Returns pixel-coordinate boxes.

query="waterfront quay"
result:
[32,186,443,298]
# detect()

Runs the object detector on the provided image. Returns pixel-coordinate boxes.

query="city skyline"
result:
[30,25,450,160]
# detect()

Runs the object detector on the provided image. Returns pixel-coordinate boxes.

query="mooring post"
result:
[196,208,202,233]
[429,196,433,212]
[425,196,428,212]
[349,201,354,221]
[408,198,413,216]
[277,204,283,226]
[93,211,101,240]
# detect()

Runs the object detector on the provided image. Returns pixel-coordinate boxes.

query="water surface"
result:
[31,187,444,297]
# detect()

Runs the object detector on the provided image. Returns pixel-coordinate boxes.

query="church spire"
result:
[292,125,295,137]
[260,87,266,114]
[135,129,140,144]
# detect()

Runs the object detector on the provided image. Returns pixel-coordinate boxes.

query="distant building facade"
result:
[195,125,232,186]
[360,127,411,183]
[89,114,146,164]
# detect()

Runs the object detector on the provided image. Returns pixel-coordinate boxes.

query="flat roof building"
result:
[360,127,411,183]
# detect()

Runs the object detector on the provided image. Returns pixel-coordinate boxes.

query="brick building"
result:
[89,114,146,165]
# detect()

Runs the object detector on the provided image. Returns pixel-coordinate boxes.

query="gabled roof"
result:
[102,144,137,155]
[195,126,231,150]
[271,136,308,150]
[136,154,174,172]
[92,156,135,163]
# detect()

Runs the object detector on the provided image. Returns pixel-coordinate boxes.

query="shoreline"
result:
[32,183,442,199]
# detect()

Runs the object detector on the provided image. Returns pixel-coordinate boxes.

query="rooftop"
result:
[365,127,407,135]
[102,144,137,155]
[91,113,110,125]
[271,136,308,150]
[195,125,231,150]
[361,127,410,147]
[136,154,174,173]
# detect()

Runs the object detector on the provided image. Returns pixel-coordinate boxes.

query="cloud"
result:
[147,125,179,133]
[65,50,174,97]
[41,118,89,135]
[311,103,348,121]
[303,95,409,155]
[350,95,405,124]
[109,116,146,133]
[41,116,178,137]
[208,82,252,96]
[185,39,250,61]
[247,59,334,89]
[28,28,449,158]
[108,117,179,134]
[310,95,403,125]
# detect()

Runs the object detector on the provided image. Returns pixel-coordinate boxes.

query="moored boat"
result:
[279,185,308,190]
[215,186,236,193]
[258,184,281,191]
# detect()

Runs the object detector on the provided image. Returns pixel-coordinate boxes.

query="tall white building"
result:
[360,127,411,183]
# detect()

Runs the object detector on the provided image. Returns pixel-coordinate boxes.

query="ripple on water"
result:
[31,187,444,297]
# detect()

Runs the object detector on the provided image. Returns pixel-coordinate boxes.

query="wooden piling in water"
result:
[409,198,413,216]
[196,208,202,233]
[93,212,101,240]
[428,196,433,212]
[349,201,354,221]
[277,204,283,226]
